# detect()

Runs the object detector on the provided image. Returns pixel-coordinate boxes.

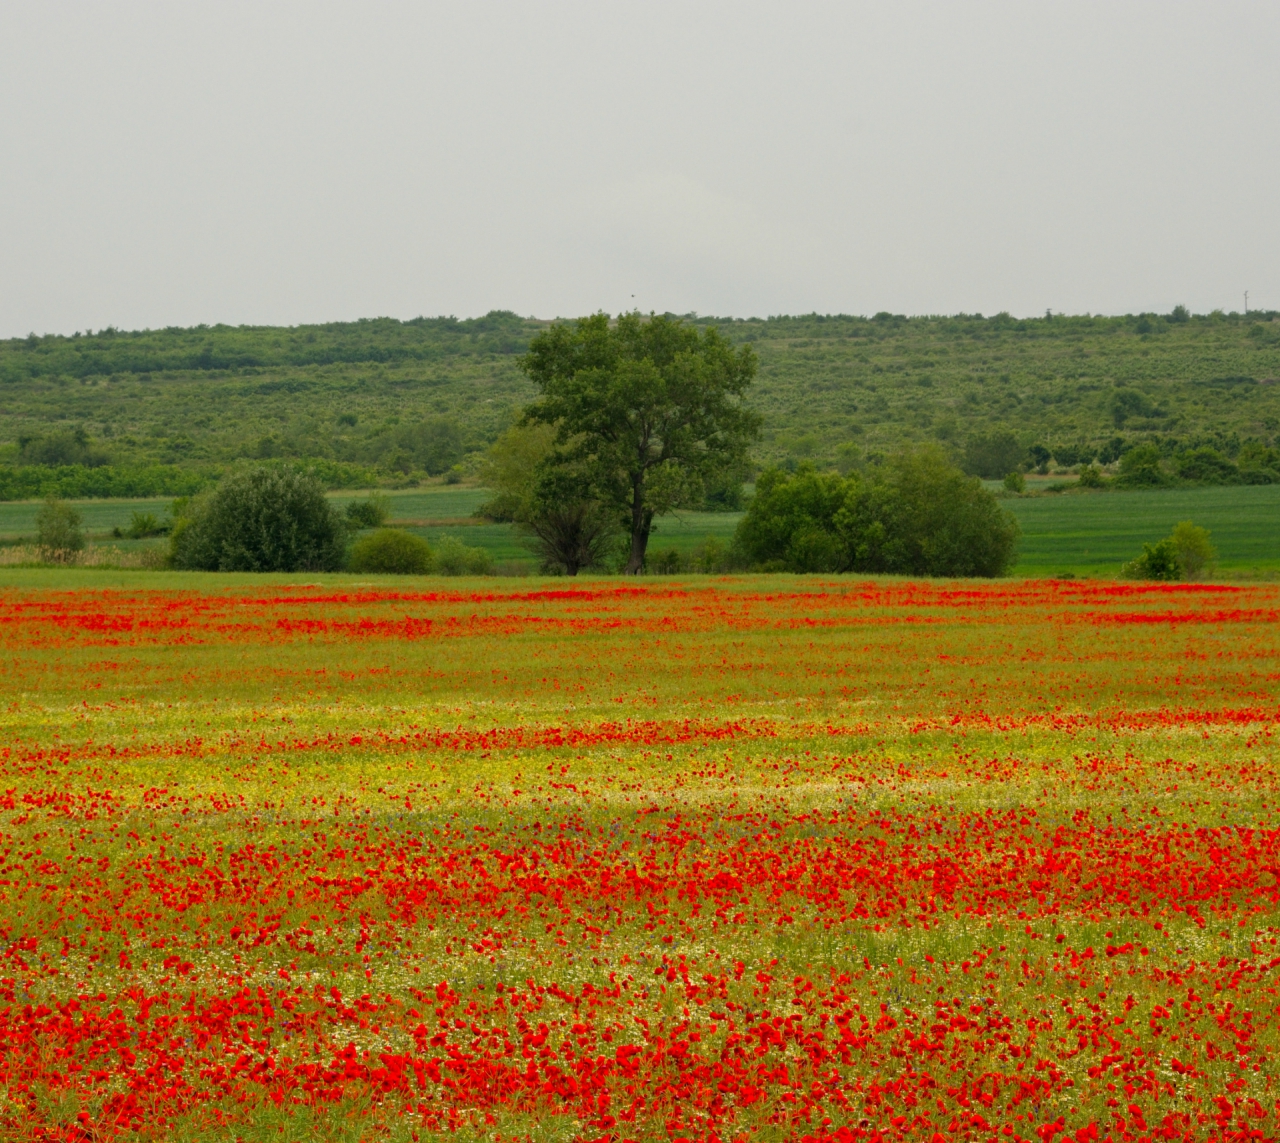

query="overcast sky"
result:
[2,2,1278,337]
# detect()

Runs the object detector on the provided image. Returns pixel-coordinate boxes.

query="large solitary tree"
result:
[521,312,759,574]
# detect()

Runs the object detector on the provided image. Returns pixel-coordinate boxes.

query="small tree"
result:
[732,465,850,573]
[845,449,1020,577]
[519,465,619,576]
[348,529,432,574]
[35,497,84,563]
[1170,521,1215,580]
[1002,471,1026,493]
[171,466,345,572]
[125,511,168,538]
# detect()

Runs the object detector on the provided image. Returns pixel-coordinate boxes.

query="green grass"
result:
[0,495,173,538]
[1003,484,1280,576]
[5,482,1274,579]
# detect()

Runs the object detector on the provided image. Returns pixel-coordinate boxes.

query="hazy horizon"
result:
[3,2,1278,339]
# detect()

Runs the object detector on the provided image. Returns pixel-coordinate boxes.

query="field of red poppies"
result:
[0,571,1277,1143]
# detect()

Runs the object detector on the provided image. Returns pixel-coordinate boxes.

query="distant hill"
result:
[1,308,1278,493]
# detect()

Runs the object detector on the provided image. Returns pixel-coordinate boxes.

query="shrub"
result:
[171,466,345,572]
[1122,539,1181,581]
[20,429,110,468]
[734,450,1019,577]
[1052,443,1087,467]
[649,548,684,575]
[1002,471,1026,493]
[691,537,730,573]
[125,511,168,538]
[851,450,1020,577]
[732,466,850,573]
[1077,464,1105,488]
[35,497,84,562]
[1169,521,1216,580]
[434,535,494,576]
[344,493,391,529]
[1121,522,1215,581]
[348,529,433,575]
[386,417,464,475]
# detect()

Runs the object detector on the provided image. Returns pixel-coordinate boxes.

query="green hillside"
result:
[2,308,1278,495]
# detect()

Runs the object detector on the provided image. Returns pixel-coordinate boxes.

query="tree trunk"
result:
[624,476,651,574]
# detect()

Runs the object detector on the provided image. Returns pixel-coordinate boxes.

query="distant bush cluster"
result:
[0,464,208,502]
[1122,522,1216,581]
[160,468,495,575]
[733,450,1019,576]
[963,429,1280,488]
[1111,441,1280,487]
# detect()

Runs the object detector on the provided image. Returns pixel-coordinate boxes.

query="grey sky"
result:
[2,2,1277,337]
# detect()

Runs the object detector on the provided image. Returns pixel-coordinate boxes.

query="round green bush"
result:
[347,528,434,575]
[171,466,345,572]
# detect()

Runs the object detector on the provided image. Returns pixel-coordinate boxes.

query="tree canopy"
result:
[522,313,759,573]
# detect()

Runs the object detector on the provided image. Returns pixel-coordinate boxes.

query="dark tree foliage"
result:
[386,418,465,475]
[522,313,759,574]
[732,467,851,574]
[962,430,1026,480]
[514,463,617,576]
[19,428,110,468]
[1174,447,1240,484]
[344,493,391,529]
[171,466,345,572]
[734,450,1019,577]
[1115,443,1170,486]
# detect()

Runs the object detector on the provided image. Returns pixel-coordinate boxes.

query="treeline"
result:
[731,454,1017,575]
[960,428,1280,485]
[7,307,1274,382]
[0,465,209,501]
[0,312,535,381]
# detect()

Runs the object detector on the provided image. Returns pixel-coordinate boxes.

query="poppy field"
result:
[0,572,1278,1143]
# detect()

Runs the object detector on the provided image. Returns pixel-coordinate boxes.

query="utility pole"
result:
[1245,291,1249,314]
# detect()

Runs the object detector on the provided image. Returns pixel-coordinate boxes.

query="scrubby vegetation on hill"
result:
[2,308,1278,497]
